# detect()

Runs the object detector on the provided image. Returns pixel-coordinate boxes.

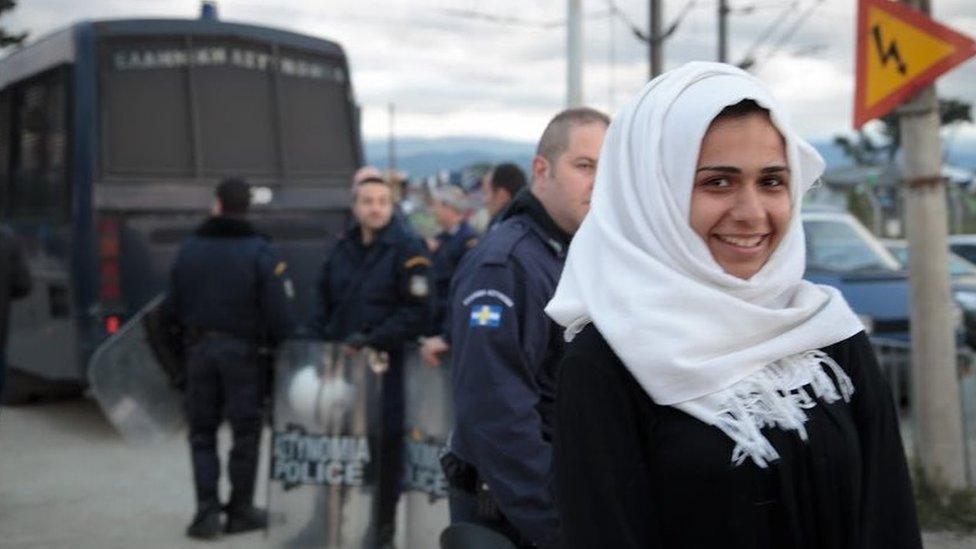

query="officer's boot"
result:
[225,405,265,534]
[224,501,268,534]
[186,499,222,540]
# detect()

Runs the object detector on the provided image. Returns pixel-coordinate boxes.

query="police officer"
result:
[419,186,478,365]
[428,185,478,331]
[444,108,608,548]
[166,178,295,539]
[481,162,527,229]
[313,174,432,548]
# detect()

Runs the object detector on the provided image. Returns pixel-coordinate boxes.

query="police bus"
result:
[0,11,361,391]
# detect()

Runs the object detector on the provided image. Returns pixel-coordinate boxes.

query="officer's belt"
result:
[185,328,246,345]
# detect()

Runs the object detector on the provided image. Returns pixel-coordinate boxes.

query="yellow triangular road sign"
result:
[854,0,976,128]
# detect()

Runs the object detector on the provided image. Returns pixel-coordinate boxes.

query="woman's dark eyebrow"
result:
[696,166,740,173]
[761,166,790,173]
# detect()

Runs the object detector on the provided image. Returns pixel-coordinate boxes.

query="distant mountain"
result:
[365,137,534,178]
[366,134,976,180]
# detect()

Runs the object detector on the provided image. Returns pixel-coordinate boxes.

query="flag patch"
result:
[469,305,502,328]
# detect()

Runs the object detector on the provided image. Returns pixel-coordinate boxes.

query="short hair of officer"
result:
[353,178,394,234]
[215,178,251,216]
[430,186,469,231]
[532,107,610,234]
[482,163,526,217]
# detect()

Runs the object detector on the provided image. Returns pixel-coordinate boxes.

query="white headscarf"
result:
[545,62,865,467]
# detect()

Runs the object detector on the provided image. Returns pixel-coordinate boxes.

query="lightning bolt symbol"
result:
[872,24,908,75]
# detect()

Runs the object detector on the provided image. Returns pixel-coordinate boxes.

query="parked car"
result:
[949,234,976,266]
[801,208,912,341]
[882,239,976,348]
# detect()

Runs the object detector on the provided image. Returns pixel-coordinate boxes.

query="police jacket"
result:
[430,220,478,336]
[313,219,431,352]
[448,189,569,549]
[167,216,295,345]
[0,225,31,351]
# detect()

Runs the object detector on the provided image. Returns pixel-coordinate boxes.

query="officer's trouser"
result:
[449,484,527,548]
[373,350,405,541]
[185,338,264,508]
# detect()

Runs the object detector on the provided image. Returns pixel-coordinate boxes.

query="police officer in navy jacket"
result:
[444,108,608,548]
[167,178,296,539]
[312,174,432,547]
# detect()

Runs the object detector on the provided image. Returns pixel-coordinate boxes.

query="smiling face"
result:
[689,111,792,280]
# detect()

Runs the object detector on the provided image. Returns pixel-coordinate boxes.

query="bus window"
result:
[100,39,194,176]
[193,39,277,176]
[277,47,355,176]
[8,69,69,220]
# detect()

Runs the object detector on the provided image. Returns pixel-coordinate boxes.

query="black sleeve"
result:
[450,260,560,548]
[256,245,297,344]
[162,247,184,329]
[311,251,334,339]
[554,326,660,549]
[7,233,31,299]
[366,238,431,350]
[844,332,923,548]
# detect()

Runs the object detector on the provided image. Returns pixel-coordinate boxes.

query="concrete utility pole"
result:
[649,0,663,78]
[567,0,583,107]
[718,0,729,63]
[387,102,396,174]
[900,0,967,490]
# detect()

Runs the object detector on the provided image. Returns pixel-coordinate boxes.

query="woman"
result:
[545,62,921,548]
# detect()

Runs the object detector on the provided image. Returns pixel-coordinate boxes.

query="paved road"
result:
[0,398,270,549]
[1,398,975,548]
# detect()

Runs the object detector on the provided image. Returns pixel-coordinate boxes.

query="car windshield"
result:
[886,244,976,276]
[804,219,900,273]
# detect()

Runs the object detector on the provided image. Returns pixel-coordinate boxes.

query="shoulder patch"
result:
[274,261,288,277]
[409,275,429,297]
[481,219,532,265]
[465,238,479,250]
[404,255,432,270]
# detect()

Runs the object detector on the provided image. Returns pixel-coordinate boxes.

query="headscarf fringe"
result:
[711,351,854,468]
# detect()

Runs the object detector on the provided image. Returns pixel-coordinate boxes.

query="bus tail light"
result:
[97,216,122,306]
[105,315,120,335]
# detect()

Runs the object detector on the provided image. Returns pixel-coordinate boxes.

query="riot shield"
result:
[267,341,386,548]
[87,294,185,443]
[402,347,453,547]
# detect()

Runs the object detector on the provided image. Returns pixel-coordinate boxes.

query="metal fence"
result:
[871,337,976,484]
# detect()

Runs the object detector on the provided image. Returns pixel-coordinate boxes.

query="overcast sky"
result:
[3,0,975,144]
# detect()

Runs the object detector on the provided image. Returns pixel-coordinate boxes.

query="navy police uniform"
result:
[430,221,478,336]
[446,189,569,549]
[166,216,295,512]
[313,218,432,542]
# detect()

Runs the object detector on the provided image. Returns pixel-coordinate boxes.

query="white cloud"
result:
[2,0,974,142]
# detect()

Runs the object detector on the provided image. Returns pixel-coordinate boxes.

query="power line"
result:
[761,0,826,62]
[605,0,698,44]
[736,0,799,69]
[436,7,613,30]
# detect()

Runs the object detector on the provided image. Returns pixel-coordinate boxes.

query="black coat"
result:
[448,190,570,549]
[167,216,296,345]
[0,226,31,351]
[313,219,431,352]
[429,220,478,336]
[554,326,922,549]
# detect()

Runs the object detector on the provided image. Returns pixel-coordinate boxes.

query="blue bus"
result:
[0,11,362,391]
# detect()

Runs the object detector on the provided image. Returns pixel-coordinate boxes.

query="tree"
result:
[834,98,973,166]
[0,0,27,49]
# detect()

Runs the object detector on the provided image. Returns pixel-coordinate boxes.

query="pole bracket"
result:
[903,175,945,188]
